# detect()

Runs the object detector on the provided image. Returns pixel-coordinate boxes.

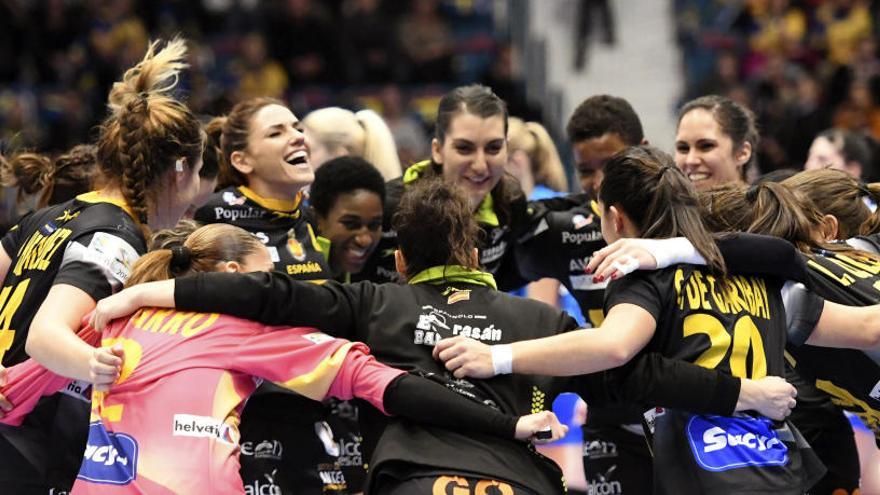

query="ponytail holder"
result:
[745,184,760,203]
[170,246,192,272]
[858,182,872,197]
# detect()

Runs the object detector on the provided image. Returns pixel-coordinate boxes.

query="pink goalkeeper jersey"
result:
[1,309,403,495]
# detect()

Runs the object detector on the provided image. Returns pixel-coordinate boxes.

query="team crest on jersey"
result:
[571,213,593,230]
[287,237,307,261]
[687,415,788,472]
[222,191,246,206]
[78,422,138,485]
[445,288,471,305]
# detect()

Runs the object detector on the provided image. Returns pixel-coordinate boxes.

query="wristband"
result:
[642,237,706,269]
[492,344,513,376]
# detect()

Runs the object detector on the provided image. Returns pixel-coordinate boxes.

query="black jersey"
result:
[606,265,822,494]
[173,266,763,495]
[516,201,606,327]
[0,193,144,367]
[352,161,579,291]
[0,191,145,491]
[789,248,880,442]
[195,186,332,279]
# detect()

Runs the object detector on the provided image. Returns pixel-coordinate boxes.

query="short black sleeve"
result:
[603,271,665,323]
[53,229,144,301]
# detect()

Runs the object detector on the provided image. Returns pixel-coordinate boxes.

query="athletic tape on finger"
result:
[609,255,640,276]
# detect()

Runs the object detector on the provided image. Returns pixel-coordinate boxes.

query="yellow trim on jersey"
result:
[403,160,499,227]
[76,191,137,221]
[590,200,601,217]
[281,342,356,400]
[306,224,323,253]
[238,186,302,212]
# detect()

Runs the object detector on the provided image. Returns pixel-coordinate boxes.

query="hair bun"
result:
[170,245,192,272]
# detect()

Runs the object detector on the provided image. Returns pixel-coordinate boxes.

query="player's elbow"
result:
[607,345,635,369]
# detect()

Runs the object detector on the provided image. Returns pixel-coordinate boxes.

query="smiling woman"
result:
[310,156,386,280]
[190,97,347,494]
[674,95,759,191]
[356,84,561,290]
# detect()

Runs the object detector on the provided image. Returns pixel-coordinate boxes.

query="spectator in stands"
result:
[265,0,340,85]
[397,0,453,82]
[341,0,401,84]
[379,85,430,168]
[814,0,872,67]
[233,32,288,100]
[804,128,874,180]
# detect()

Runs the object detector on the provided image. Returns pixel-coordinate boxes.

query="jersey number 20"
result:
[683,313,767,379]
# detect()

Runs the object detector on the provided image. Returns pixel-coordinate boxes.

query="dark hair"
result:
[678,95,759,179]
[0,145,97,208]
[96,38,203,232]
[816,128,873,171]
[744,182,823,253]
[218,96,285,189]
[393,179,480,277]
[127,223,264,286]
[782,168,880,238]
[427,84,521,224]
[599,145,726,272]
[755,168,798,184]
[703,180,877,259]
[699,183,752,234]
[200,117,224,179]
[566,95,644,145]
[311,156,386,217]
[434,84,508,144]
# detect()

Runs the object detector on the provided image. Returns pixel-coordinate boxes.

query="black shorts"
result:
[239,394,348,495]
[791,405,860,494]
[582,424,652,495]
[373,473,537,495]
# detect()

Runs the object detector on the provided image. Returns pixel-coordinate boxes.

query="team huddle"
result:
[0,36,877,495]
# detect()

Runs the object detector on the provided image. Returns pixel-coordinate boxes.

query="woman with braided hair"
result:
[0,37,203,493]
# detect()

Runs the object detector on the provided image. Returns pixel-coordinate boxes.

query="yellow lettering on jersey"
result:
[825,256,873,279]
[12,228,72,276]
[834,252,880,276]
[705,275,729,314]
[181,313,219,338]
[142,310,174,333]
[674,268,686,309]
[681,270,769,321]
[730,316,767,379]
[159,311,196,335]
[0,279,29,362]
[816,379,880,434]
[132,308,153,328]
[286,261,323,275]
[807,259,855,287]
[683,313,731,370]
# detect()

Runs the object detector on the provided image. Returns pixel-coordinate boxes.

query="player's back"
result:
[72,308,352,495]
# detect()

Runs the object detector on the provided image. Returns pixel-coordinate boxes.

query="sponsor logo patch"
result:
[302,332,335,345]
[77,422,138,486]
[172,414,236,444]
[241,439,283,460]
[687,415,788,472]
[571,213,593,230]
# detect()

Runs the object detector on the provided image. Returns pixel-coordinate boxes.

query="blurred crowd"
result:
[0,0,539,163]
[677,0,880,177]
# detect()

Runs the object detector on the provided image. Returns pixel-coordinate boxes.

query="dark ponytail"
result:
[393,178,480,278]
[600,146,726,273]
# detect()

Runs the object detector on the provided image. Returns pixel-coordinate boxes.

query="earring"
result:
[175,158,184,172]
